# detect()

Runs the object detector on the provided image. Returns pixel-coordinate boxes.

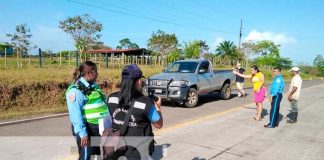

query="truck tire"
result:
[184,88,198,108]
[220,83,231,100]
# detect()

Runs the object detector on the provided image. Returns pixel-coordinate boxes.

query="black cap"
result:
[122,64,145,79]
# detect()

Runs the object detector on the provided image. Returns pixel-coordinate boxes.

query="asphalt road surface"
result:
[0,80,322,136]
[0,80,323,160]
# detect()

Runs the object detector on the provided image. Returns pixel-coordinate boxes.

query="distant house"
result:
[0,43,13,56]
[86,48,151,57]
[85,48,153,67]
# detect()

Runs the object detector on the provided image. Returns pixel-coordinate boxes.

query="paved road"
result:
[151,81,324,160]
[0,80,323,160]
[0,80,322,136]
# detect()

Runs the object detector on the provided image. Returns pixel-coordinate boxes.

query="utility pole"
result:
[239,19,243,49]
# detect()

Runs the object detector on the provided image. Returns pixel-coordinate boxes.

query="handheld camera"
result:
[148,90,159,102]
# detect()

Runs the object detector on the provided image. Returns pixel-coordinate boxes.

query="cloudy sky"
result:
[1,0,323,65]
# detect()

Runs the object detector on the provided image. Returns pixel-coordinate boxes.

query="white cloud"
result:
[211,37,225,51]
[243,30,295,44]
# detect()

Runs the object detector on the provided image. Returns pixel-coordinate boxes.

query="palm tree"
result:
[216,41,239,65]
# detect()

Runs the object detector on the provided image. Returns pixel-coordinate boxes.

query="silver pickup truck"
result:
[144,59,236,108]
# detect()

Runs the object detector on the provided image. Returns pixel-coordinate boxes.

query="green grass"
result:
[0,107,67,120]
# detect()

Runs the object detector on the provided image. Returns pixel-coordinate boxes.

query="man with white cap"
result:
[287,66,303,123]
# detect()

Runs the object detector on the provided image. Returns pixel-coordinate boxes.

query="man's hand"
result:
[233,69,238,75]
[80,136,89,147]
[154,97,162,112]
[288,95,292,102]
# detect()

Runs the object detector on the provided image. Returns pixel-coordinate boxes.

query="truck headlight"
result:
[170,80,189,87]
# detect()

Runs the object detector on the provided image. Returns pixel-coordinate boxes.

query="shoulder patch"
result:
[134,101,146,110]
[108,97,119,104]
[69,92,76,101]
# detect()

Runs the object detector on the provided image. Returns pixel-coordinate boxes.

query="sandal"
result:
[253,116,262,121]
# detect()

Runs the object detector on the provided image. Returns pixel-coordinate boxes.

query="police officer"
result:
[66,61,109,160]
[264,67,285,128]
[107,64,163,159]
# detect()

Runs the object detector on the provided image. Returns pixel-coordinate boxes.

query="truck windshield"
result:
[165,62,198,73]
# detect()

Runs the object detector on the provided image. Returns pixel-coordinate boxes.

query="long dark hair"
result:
[251,65,260,73]
[73,61,97,81]
[118,76,141,107]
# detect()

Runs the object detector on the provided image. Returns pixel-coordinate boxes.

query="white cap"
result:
[290,67,300,72]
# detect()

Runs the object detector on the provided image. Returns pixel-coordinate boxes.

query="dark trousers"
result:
[72,123,101,160]
[269,93,283,127]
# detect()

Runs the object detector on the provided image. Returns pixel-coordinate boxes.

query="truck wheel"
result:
[184,88,198,108]
[220,83,231,100]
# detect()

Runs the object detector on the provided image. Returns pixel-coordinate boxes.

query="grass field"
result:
[0,57,320,120]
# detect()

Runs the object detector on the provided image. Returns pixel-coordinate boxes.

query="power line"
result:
[68,0,236,34]
[90,0,184,27]
[148,0,234,29]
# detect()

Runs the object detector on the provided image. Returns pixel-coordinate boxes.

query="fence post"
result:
[38,48,42,68]
[99,53,101,68]
[111,53,114,69]
[17,49,19,68]
[76,51,79,67]
[49,51,52,68]
[135,56,137,65]
[105,54,108,69]
[29,52,31,68]
[122,52,125,65]
[95,53,97,65]
[4,48,7,68]
[69,50,71,67]
[59,51,62,67]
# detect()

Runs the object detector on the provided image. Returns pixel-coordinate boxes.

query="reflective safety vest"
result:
[67,83,109,124]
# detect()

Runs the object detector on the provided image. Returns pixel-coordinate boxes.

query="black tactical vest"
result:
[107,91,155,157]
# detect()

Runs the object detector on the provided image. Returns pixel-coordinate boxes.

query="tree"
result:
[313,55,324,76]
[242,40,292,68]
[116,38,139,49]
[313,55,324,68]
[253,40,281,67]
[59,14,103,60]
[167,49,182,63]
[147,30,178,56]
[252,40,280,57]
[277,57,293,69]
[6,23,36,57]
[215,41,239,62]
[91,41,112,50]
[184,40,209,59]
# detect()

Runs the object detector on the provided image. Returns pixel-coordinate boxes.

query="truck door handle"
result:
[210,75,213,77]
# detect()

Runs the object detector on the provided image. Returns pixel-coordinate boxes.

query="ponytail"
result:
[72,61,97,81]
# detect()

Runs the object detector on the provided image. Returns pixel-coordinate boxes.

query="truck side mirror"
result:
[199,69,206,74]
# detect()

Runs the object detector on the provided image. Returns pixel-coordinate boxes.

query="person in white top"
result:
[287,67,303,123]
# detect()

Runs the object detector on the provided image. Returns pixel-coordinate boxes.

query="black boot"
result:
[293,112,298,123]
[287,112,294,123]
